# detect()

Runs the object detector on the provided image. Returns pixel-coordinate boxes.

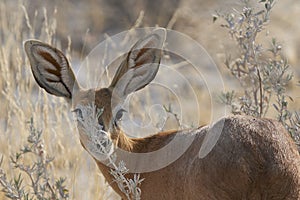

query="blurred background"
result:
[8,0,300,71]
[0,0,299,199]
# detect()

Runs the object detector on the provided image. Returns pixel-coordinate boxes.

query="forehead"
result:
[95,88,112,108]
[72,87,112,104]
[72,89,96,108]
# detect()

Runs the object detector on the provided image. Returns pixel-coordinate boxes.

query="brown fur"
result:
[89,89,300,200]
[72,86,300,200]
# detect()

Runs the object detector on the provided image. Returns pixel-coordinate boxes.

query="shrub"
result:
[0,118,69,200]
[215,0,300,146]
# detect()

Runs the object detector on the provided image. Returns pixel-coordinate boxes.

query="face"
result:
[70,87,117,154]
[72,88,113,132]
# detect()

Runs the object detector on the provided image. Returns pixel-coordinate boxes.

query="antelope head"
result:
[24,29,166,153]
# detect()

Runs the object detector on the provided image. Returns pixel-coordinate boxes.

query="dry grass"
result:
[0,1,118,199]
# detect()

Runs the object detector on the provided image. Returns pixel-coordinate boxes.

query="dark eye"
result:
[113,109,127,128]
[72,108,83,120]
[115,109,126,121]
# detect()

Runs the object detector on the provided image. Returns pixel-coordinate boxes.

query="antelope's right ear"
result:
[24,40,79,99]
[109,29,166,98]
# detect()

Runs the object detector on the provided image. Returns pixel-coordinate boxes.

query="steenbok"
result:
[24,29,300,199]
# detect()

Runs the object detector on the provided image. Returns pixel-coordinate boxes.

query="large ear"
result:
[109,28,166,98]
[24,40,79,99]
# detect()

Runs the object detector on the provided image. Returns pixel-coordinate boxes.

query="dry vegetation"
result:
[0,1,116,199]
[0,0,299,199]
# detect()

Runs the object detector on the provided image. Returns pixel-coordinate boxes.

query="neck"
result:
[110,128,178,153]
[112,129,135,151]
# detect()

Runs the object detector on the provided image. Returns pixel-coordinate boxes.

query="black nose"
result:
[98,117,106,130]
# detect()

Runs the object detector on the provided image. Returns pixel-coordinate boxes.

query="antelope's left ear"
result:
[24,40,79,100]
[109,28,166,98]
